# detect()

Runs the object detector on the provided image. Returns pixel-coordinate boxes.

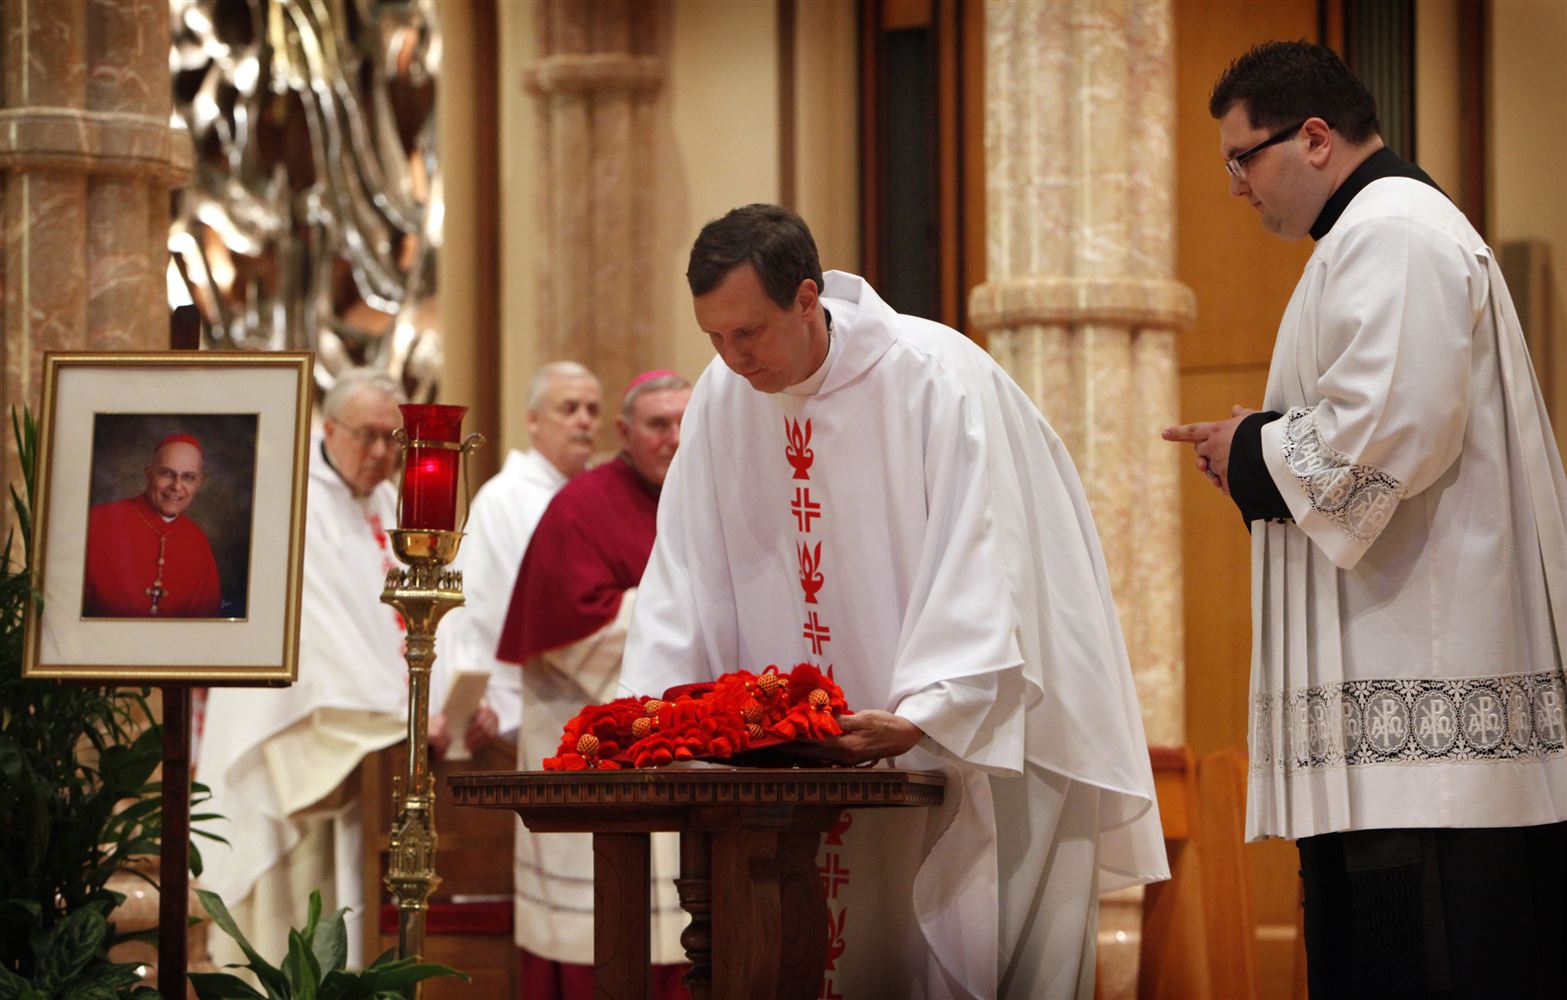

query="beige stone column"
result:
[525,0,665,433]
[971,0,1192,745]
[0,0,191,476]
[969,5,1193,993]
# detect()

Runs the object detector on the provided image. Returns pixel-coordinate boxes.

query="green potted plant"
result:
[191,890,465,999]
[0,410,169,998]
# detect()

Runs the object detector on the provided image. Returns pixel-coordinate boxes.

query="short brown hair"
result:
[686,204,824,308]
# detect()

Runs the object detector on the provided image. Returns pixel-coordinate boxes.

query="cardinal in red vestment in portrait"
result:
[82,433,223,618]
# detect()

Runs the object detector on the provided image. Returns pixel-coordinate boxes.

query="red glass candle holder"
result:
[398,403,468,531]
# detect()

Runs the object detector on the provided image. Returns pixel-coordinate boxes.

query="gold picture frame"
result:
[24,352,312,683]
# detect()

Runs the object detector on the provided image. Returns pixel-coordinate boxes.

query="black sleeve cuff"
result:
[1229,411,1292,527]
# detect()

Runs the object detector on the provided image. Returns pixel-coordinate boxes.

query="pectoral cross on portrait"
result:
[146,534,168,614]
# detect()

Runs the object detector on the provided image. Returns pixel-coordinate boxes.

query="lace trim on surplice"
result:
[1250,670,1567,775]
[1279,406,1406,542]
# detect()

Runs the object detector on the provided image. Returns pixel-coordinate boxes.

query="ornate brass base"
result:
[380,528,466,996]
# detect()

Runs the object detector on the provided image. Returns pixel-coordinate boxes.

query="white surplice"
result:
[431,448,568,739]
[622,271,1169,999]
[197,440,407,965]
[1249,177,1567,841]
[512,594,686,965]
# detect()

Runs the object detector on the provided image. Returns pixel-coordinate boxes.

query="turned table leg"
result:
[594,832,651,1000]
[676,830,714,999]
[776,830,829,998]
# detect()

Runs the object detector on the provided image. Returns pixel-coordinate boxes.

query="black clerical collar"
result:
[1309,147,1444,241]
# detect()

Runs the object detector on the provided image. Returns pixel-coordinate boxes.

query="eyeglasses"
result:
[1225,120,1319,179]
[336,422,399,450]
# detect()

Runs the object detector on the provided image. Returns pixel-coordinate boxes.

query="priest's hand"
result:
[1161,405,1256,495]
[464,700,499,753]
[820,710,924,765]
[428,712,452,757]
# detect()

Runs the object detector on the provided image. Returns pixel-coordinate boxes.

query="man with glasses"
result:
[1165,41,1567,997]
[200,368,412,968]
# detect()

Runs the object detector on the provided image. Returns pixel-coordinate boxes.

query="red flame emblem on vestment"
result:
[785,417,814,479]
[797,541,825,603]
[824,906,848,972]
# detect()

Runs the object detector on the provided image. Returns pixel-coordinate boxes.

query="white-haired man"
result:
[430,361,603,754]
[496,371,692,1000]
[199,368,409,967]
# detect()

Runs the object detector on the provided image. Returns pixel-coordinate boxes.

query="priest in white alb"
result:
[494,371,692,1000]
[429,361,603,754]
[198,369,409,967]
[621,204,1169,999]
[1164,42,1567,996]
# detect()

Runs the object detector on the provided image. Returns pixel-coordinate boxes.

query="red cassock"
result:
[496,456,659,664]
[82,495,223,618]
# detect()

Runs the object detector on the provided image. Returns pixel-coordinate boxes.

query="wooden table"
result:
[448,767,945,1000]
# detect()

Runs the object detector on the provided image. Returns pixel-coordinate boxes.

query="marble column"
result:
[971,0,1192,744]
[0,0,191,482]
[969,6,1194,993]
[525,0,665,438]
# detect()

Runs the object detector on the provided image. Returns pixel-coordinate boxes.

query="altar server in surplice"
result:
[1165,41,1567,997]
[622,204,1169,999]
[496,371,692,1000]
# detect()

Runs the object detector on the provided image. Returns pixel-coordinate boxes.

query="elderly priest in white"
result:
[430,360,603,754]
[199,368,409,967]
[621,204,1168,1000]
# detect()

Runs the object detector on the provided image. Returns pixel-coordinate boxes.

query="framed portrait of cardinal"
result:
[24,352,312,683]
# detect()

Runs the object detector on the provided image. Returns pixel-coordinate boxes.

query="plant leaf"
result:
[283,928,320,1000]
[38,906,108,987]
[193,889,291,999]
[310,906,348,976]
[301,892,322,946]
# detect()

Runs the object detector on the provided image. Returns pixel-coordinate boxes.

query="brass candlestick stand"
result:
[379,428,482,994]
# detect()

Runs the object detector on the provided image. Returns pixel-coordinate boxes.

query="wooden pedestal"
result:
[448,767,944,1000]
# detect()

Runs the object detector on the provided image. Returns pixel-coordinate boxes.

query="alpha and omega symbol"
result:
[1412,691,1458,755]
[1306,693,1337,761]
[1341,695,1363,757]
[1534,679,1567,747]
[1364,692,1410,754]
[1509,688,1534,750]
[1461,689,1507,751]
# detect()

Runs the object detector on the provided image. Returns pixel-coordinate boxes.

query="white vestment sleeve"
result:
[432,478,529,736]
[895,672,1025,776]
[538,589,637,707]
[1261,215,1477,569]
[623,391,731,695]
